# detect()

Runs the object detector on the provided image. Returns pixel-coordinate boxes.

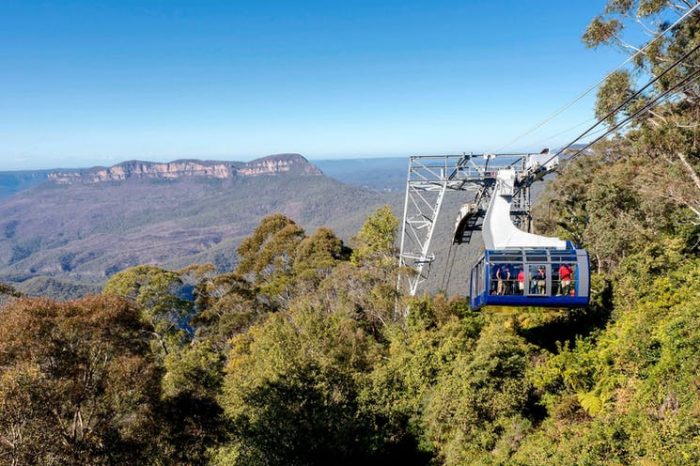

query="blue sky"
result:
[0,0,624,170]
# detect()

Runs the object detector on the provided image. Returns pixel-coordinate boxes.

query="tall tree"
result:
[193,272,263,350]
[104,265,192,358]
[294,207,400,334]
[292,227,350,292]
[214,307,383,466]
[351,205,398,266]
[235,214,306,305]
[582,0,700,219]
[536,2,700,270]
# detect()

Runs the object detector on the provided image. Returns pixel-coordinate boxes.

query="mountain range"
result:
[0,154,404,298]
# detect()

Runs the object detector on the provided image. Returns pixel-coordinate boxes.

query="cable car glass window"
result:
[552,263,577,296]
[490,252,523,262]
[550,252,576,262]
[491,264,517,295]
[512,264,525,295]
[525,253,548,263]
[490,265,499,295]
[476,261,484,293]
[481,261,486,293]
[528,264,547,295]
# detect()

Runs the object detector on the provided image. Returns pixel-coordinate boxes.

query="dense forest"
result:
[2,1,700,465]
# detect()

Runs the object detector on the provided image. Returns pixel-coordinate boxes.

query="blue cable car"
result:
[469,246,590,310]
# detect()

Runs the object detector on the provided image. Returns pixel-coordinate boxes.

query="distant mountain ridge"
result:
[47,153,321,184]
[0,155,407,201]
[0,154,403,299]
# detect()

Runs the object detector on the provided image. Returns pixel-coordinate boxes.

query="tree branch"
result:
[635,16,658,37]
[676,151,700,191]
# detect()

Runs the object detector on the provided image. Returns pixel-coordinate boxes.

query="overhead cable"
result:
[491,2,700,153]
[555,41,700,156]
[558,66,700,166]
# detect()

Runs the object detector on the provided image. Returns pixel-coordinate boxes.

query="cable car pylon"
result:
[398,152,539,296]
[397,150,590,310]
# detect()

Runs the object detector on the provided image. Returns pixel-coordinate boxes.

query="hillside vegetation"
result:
[0,169,401,297]
[1,1,699,465]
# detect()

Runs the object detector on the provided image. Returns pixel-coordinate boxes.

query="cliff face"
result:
[238,154,322,176]
[47,153,322,184]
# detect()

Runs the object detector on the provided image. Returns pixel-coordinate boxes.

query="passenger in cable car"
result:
[558,263,573,295]
[495,265,511,295]
[517,267,525,295]
[504,264,514,295]
[551,263,575,296]
[530,265,546,295]
[491,266,499,295]
[494,265,503,295]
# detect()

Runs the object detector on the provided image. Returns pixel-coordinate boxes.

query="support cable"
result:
[440,241,454,290]
[557,67,700,167]
[492,3,700,153]
[555,41,700,159]
[443,243,459,293]
[526,120,609,154]
[528,41,700,172]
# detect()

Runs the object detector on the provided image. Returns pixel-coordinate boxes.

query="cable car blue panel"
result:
[469,247,590,310]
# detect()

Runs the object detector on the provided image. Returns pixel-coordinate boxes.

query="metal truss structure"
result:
[398,152,556,296]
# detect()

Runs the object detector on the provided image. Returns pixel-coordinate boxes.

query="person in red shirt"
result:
[559,264,573,295]
[517,268,525,295]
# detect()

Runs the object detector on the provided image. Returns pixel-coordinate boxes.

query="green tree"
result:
[0,282,21,308]
[104,267,228,464]
[514,252,700,465]
[235,213,306,303]
[423,323,536,465]
[215,307,383,465]
[158,340,229,465]
[292,227,350,292]
[0,282,20,298]
[581,0,700,221]
[366,298,481,458]
[193,272,264,350]
[104,265,192,358]
[351,205,398,266]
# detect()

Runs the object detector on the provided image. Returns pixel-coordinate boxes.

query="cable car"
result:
[467,168,590,310]
[469,245,590,310]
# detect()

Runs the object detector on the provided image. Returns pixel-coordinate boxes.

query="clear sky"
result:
[0,0,624,170]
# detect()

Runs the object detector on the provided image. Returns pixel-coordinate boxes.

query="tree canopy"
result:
[0,296,162,465]
[2,2,700,464]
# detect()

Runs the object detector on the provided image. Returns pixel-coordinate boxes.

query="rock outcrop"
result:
[47,153,322,184]
[238,154,322,176]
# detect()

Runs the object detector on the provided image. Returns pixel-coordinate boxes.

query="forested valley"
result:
[2,1,700,465]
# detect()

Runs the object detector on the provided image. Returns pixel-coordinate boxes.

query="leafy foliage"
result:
[0,281,21,308]
[215,307,383,465]
[351,205,398,266]
[0,296,162,465]
[104,265,193,358]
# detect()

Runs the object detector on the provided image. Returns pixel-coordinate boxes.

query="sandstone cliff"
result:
[47,153,321,184]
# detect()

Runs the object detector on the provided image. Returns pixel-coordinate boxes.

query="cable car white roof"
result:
[482,169,567,250]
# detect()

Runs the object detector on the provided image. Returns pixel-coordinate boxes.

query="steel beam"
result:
[398,152,551,297]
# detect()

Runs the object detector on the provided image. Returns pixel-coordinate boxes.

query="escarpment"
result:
[47,153,322,184]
